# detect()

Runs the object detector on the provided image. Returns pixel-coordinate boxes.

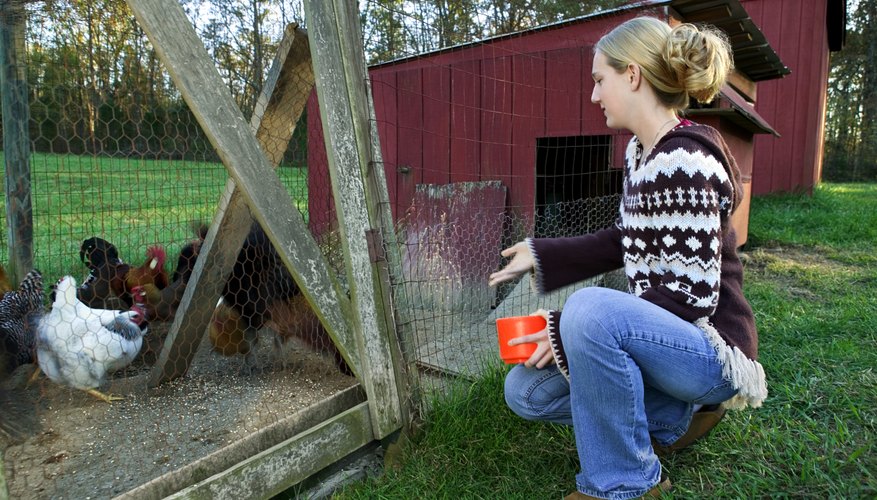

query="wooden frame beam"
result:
[124,0,360,386]
[303,0,404,438]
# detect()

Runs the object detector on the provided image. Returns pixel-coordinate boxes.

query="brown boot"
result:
[564,476,672,499]
[652,404,726,457]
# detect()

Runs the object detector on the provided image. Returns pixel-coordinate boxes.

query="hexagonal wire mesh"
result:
[0,2,356,498]
[0,0,633,497]
[357,3,632,412]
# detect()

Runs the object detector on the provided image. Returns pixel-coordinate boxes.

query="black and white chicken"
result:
[36,276,148,403]
[0,269,45,374]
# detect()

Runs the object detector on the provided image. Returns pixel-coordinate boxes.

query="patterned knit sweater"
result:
[530,121,767,409]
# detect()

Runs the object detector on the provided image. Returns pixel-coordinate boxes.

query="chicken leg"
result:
[85,388,123,403]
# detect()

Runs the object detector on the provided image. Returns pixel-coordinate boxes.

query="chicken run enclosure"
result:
[0,1,630,498]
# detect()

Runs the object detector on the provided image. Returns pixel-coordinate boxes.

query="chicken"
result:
[36,276,148,403]
[136,238,201,322]
[77,237,130,308]
[264,293,351,375]
[0,263,15,298]
[206,223,349,374]
[0,269,45,374]
[205,224,300,369]
[125,245,169,295]
[209,299,250,357]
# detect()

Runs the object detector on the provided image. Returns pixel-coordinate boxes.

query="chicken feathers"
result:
[36,276,147,403]
[0,269,45,374]
[126,245,169,293]
[78,237,130,308]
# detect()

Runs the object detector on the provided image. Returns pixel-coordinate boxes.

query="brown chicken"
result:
[135,239,201,322]
[209,300,250,357]
[264,293,350,375]
[125,245,169,294]
[204,224,350,374]
[0,263,15,298]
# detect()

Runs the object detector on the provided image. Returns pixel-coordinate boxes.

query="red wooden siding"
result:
[480,56,513,186]
[396,69,421,220]
[306,1,826,244]
[450,60,481,183]
[421,65,451,187]
[545,48,584,137]
[743,0,831,194]
[510,52,545,217]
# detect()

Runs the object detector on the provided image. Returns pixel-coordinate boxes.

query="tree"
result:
[825,0,877,181]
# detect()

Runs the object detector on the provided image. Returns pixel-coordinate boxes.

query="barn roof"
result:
[371,0,789,82]
[669,0,789,81]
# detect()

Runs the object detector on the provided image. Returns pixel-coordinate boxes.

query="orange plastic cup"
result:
[496,315,547,364]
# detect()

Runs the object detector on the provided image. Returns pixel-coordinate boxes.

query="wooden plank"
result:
[422,65,451,186]
[369,70,399,218]
[165,402,374,499]
[0,2,33,283]
[545,47,583,137]
[125,1,355,386]
[396,69,423,218]
[727,70,757,103]
[480,56,513,183]
[450,59,481,182]
[117,386,366,499]
[404,182,507,311]
[303,0,403,438]
[0,449,8,500]
[510,53,545,222]
[306,92,335,234]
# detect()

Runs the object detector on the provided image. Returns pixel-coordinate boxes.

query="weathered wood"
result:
[303,0,403,438]
[165,402,374,499]
[125,0,356,386]
[116,385,366,500]
[727,70,757,103]
[0,449,8,500]
[0,2,33,284]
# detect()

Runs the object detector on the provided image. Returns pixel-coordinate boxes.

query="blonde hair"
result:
[595,17,733,110]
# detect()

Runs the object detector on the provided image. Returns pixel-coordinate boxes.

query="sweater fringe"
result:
[696,317,768,409]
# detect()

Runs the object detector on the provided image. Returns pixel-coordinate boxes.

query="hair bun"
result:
[664,23,734,104]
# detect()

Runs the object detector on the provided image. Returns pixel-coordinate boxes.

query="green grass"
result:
[332,182,877,499]
[0,151,310,281]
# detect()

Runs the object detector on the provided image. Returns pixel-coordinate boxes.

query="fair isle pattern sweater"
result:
[530,122,767,409]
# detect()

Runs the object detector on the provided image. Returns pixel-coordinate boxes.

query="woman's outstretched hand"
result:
[488,241,535,287]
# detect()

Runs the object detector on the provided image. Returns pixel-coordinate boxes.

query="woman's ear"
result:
[627,63,641,90]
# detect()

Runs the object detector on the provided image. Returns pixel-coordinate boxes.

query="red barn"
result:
[307,0,837,248]
[741,0,846,195]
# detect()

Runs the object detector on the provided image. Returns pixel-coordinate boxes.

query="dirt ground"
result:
[1,322,356,500]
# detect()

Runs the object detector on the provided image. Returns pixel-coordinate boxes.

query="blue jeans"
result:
[504,287,738,499]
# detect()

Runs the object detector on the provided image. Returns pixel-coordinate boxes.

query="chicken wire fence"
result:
[0,3,358,499]
[0,0,633,497]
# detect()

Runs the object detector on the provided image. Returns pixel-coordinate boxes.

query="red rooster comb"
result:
[146,245,167,269]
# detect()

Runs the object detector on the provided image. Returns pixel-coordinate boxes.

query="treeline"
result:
[2,0,874,180]
[824,0,877,181]
[10,0,621,161]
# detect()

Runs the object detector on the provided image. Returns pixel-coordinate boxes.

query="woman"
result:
[489,16,767,499]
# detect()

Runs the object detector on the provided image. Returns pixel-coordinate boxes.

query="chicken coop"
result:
[0,0,810,498]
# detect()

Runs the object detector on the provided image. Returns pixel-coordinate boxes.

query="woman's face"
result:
[590,50,630,130]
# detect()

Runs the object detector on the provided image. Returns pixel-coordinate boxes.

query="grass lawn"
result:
[0,152,310,281]
[331,182,877,499]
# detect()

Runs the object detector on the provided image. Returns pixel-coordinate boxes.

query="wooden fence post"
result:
[125,0,356,387]
[0,1,34,283]
[303,0,406,438]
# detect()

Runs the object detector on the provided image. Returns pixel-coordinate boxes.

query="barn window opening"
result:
[535,135,621,238]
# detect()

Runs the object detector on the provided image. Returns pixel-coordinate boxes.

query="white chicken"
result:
[36,276,148,402]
